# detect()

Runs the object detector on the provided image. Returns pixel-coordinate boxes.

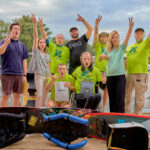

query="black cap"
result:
[135,28,144,33]
[70,27,78,32]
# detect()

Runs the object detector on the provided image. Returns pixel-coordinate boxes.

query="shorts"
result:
[1,74,23,95]
[99,82,107,90]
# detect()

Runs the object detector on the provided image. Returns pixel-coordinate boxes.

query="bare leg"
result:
[60,101,70,108]
[13,93,20,106]
[103,87,108,108]
[46,99,59,108]
[1,95,9,106]
[42,84,50,107]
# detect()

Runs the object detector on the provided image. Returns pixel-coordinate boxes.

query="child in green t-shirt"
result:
[43,64,75,108]
[93,15,109,111]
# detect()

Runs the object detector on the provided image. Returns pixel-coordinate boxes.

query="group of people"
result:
[0,14,150,115]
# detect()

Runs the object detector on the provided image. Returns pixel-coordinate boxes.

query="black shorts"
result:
[99,82,107,90]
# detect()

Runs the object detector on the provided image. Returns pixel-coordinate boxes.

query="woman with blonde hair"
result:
[99,18,134,113]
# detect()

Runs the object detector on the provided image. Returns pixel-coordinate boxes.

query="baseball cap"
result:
[70,27,78,32]
[135,28,145,33]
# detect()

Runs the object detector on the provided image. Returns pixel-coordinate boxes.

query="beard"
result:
[71,34,79,39]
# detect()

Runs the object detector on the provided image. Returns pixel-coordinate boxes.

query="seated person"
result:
[72,52,102,110]
[43,63,75,108]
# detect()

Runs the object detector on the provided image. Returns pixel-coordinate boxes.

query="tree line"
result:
[0,15,94,63]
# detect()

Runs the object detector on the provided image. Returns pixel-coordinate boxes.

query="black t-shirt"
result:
[66,34,88,74]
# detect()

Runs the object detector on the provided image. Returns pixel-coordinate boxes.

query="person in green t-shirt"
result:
[93,15,109,111]
[38,18,70,74]
[43,63,75,108]
[125,28,150,114]
[72,52,102,110]
[99,17,134,113]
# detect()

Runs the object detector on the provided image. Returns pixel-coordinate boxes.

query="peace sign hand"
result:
[129,17,134,29]
[76,14,84,22]
[95,15,102,26]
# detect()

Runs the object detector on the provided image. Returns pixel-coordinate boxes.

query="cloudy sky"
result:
[0,0,150,45]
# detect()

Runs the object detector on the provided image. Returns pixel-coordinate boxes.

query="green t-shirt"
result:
[72,66,101,94]
[126,37,150,74]
[50,74,75,102]
[94,41,107,72]
[46,40,70,74]
[103,43,126,77]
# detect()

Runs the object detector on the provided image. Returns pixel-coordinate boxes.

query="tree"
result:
[87,44,95,56]
[0,20,10,41]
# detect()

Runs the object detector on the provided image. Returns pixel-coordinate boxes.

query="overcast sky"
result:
[0,0,150,45]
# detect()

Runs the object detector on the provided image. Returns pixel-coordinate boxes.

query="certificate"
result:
[55,82,69,101]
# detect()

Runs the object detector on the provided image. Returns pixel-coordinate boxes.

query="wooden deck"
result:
[1,114,150,150]
[1,134,107,150]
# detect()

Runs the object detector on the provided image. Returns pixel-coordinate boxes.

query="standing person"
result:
[29,14,51,107]
[72,52,101,110]
[39,18,70,74]
[99,18,134,113]
[93,15,109,111]
[66,14,93,74]
[125,28,150,114]
[0,22,29,106]
[44,64,75,108]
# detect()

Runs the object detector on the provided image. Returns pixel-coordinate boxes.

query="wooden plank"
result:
[1,134,107,150]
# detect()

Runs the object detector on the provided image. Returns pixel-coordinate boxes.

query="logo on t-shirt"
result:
[69,41,82,49]
[81,70,90,78]
[54,49,62,59]
[128,46,137,55]
[101,47,105,53]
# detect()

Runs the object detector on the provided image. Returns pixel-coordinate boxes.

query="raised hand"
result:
[4,33,10,45]
[51,75,57,82]
[123,17,134,46]
[129,17,134,29]
[95,15,102,26]
[31,14,36,24]
[76,14,84,22]
[38,18,43,27]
